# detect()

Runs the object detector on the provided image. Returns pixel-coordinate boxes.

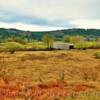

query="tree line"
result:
[0,33,100,54]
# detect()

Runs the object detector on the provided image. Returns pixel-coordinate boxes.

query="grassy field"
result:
[0,49,100,99]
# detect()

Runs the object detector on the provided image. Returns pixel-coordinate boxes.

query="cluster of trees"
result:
[63,35,100,49]
[1,28,100,41]
[0,33,100,54]
[0,34,54,54]
[63,35,85,43]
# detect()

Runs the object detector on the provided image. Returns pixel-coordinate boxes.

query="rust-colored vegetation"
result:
[0,49,100,99]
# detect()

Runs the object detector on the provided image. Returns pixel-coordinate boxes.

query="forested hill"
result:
[0,28,100,41]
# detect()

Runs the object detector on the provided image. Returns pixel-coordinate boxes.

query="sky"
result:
[0,0,100,31]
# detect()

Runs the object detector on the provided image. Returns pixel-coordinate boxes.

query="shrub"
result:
[94,52,100,59]
[92,42,100,49]
[0,43,5,52]
[26,42,47,50]
[74,41,100,50]
[5,37,28,44]
[75,42,92,50]
[63,35,85,44]
[70,35,85,44]
[2,42,26,54]
[63,35,71,43]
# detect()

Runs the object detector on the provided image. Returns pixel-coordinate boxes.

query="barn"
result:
[53,42,74,50]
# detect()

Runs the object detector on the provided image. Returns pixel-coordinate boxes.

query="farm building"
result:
[53,42,74,50]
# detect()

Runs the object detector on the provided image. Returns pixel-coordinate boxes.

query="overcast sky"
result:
[0,0,100,31]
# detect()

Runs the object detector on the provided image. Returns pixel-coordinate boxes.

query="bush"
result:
[94,52,100,59]
[63,35,71,43]
[2,42,26,54]
[63,35,85,44]
[70,35,85,43]
[5,37,28,44]
[75,41,100,50]
[75,42,93,50]
[26,42,47,50]
[92,42,100,49]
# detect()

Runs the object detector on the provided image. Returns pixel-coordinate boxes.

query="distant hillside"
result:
[0,28,100,41]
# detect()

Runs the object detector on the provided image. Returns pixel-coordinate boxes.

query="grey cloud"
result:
[0,10,75,28]
[0,0,100,28]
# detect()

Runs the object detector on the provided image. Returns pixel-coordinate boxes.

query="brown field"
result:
[0,49,100,100]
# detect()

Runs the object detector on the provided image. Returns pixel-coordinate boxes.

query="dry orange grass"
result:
[0,49,100,82]
[0,49,100,99]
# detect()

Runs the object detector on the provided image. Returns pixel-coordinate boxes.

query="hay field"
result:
[0,49,100,99]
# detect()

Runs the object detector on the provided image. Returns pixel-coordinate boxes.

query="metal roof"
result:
[53,42,74,45]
